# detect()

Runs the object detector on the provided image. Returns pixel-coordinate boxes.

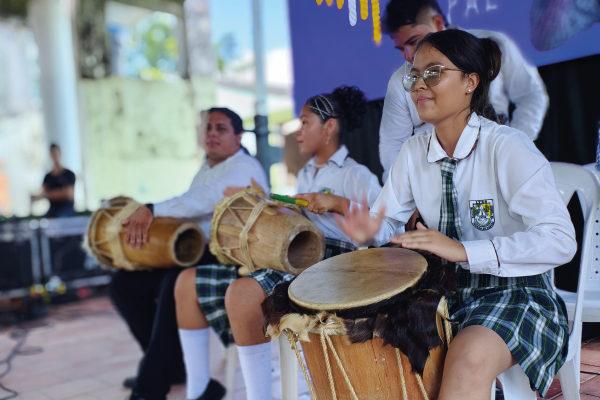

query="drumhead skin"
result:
[289,248,428,310]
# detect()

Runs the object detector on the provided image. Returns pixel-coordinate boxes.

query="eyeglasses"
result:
[401,65,463,92]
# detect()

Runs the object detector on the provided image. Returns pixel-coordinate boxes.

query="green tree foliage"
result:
[134,12,179,80]
[214,32,238,73]
[0,0,28,18]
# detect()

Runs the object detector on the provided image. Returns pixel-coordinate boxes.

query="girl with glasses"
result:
[336,29,575,400]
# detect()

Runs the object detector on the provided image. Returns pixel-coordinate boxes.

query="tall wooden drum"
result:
[263,248,456,400]
[87,197,205,270]
[210,187,325,275]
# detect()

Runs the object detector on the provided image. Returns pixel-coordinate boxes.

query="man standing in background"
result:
[36,144,76,218]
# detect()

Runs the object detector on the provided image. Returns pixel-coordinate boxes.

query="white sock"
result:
[179,328,210,399]
[238,342,272,400]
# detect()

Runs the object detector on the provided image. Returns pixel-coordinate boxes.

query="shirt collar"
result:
[204,149,245,169]
[427,113,481,163]
[307,145,349,169]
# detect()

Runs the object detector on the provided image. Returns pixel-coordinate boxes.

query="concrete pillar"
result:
[252,0,273,177]
[28,0,84,209]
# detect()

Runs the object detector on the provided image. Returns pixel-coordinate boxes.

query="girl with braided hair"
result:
[173,86,382,400]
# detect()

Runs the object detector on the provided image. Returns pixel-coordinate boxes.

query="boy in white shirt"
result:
[378,0,549,182]
[113,108,268,400]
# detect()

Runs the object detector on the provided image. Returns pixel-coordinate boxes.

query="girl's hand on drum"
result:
[249,177,266,193]
[389,222,468,262]
[334,196,386,243]
[123,206,154,249]
[291,193,349,215]
[223,186,245,197]
[222,177,266,197]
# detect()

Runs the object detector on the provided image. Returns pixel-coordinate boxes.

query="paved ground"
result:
[0,296,599,400]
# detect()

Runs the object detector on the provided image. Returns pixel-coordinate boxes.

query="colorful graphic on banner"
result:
[317,0,382,42]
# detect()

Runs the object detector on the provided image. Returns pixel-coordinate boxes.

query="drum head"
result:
[289,248,428,310]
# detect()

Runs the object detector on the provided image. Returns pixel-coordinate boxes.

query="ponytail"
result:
[306,85,368,142]
[416,30,502,122]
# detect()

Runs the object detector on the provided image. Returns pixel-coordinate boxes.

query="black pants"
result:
[109,249,218,399]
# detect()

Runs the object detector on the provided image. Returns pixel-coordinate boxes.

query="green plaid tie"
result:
[438,158,463,240]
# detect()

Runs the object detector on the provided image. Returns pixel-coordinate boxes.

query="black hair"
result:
[305,86,368,143]
[416,29,502,122]
[208,107,244,135]
[49,143,60,151]
[381,0,446,34]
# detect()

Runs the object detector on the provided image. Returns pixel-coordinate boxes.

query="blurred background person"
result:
[34,143,76,218]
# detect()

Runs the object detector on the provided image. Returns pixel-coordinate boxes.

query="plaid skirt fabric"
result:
[448,268,569,397]
[195,238,356,346]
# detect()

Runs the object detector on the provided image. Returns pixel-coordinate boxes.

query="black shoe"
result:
[124,392,146,400]
[123,376,136,389]
[122,373,186,389]
[125,391,166,400]
[194,379,226,400]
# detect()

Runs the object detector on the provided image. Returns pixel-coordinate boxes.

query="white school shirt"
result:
[297,145,382,242]
[154,150,269,239]
[371,113,576,277]
[379,29,549,182]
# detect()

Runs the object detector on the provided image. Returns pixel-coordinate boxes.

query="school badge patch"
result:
[469,199,495,231]
[319,188,334,195]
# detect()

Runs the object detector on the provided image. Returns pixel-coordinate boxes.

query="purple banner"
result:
[288,0,600,115]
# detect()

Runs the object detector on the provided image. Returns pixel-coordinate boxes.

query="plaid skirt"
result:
[448,268,569,397]
[195,238,355,346]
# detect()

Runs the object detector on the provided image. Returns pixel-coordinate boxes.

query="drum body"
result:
[210,188,325,275]
[264,248,455,400]
[87,199,205,270]
[303,335,446,400]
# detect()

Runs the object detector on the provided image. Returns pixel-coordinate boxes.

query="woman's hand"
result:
[334,196,386,244]
[291,193,349,215]
[223,177,265,197]
[390,222,468,262]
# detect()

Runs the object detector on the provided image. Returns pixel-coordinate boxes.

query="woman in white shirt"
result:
[174,86,381,400]
[336,30,576,399]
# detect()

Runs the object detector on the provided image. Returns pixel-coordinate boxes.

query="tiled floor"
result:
[0,296,310,400]
[1,295,599,400]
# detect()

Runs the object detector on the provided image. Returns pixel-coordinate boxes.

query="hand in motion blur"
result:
[389,222,468,262]
[334,196,386,244]
[291,193,349,215]
[222,177,264,197]
[123,206,153,249]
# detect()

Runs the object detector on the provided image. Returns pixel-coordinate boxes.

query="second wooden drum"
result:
[210,187,325,275]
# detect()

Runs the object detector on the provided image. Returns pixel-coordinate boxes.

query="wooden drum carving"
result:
[209,187,325,275]
[264,248,457,400]
[87,197,205,270]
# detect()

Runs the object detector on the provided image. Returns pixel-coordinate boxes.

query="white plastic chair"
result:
[223,340,299,400]
[491,162,600,400]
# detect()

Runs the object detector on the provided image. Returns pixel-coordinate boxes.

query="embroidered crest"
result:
[319,188,334,195]
[469,199,495,231]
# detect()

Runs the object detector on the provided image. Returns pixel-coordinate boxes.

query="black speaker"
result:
[39,216,105,283]
[0,221,39,291]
